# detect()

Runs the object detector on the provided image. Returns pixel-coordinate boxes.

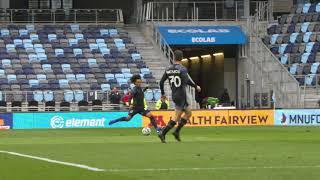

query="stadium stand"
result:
[264,2,320,87]
[0,24,163,111]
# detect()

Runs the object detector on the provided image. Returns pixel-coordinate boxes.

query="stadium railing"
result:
[137,1,270,23]
[0,9,123,23]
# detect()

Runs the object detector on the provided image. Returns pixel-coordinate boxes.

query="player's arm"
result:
[182,69,201,92]
[159,72,168,95]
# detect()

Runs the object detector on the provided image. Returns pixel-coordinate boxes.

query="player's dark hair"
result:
[130,74,141,83]
[174,50,183,61]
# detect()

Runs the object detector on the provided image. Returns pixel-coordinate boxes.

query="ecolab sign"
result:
[50,116,105,128]
[275,109,320,126]
[167,29,230,33]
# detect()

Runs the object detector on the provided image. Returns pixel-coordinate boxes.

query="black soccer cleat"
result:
[172,131,181,142]
[158,133,166,143]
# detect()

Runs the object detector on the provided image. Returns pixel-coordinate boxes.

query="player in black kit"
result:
[109,74,165,142]
[159,50,201,142]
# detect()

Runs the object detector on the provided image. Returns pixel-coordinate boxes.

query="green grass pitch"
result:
[0,126,320,180]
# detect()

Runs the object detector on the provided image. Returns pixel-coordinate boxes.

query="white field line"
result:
[0,150,105,172]
[105,165,320,172]
[1,150,319,173]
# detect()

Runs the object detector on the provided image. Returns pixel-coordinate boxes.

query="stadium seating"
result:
[264,2,320,86]
[0,24,161,108]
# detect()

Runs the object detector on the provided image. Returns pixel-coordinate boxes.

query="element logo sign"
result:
[50,116,65,128]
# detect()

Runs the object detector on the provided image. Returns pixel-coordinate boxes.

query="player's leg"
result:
[108,110,135,125]
[172,106,191,142]
[144,111,161,133]
[161,108,183,137]
[144,111,165,143]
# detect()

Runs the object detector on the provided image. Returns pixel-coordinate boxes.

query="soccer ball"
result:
[142,127,151,135]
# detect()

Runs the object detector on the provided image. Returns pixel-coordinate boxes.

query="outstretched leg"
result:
[109,115,132,125]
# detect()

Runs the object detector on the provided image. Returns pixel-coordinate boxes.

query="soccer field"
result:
[0,127,320,180]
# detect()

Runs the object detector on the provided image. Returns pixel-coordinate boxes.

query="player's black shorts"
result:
[128,108,150,117]
[173,96,189,111]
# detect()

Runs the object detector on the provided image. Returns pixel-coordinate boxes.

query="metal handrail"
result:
[140,1,269,22]
[0,8,123,23]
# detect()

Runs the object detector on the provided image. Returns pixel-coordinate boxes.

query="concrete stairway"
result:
[124,25,170,80]
[123,25,173,104]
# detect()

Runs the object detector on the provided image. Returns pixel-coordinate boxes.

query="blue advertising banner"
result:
[0,113,13,129]
[275,109,320,126]
[158,26,247,45]
[13,112,142,129]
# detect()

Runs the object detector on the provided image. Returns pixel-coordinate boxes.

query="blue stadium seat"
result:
[301,22,310,33]
[105,74,115,80]
[115,73,125,79]
[141,68,150,74]
[64,90,74,102]
[73,48,83,56]
[55,49,64,57]
[76,74,86,81]
[0,69,5,75]
[59,79,69,85]
[62,64,71,72]
[303,32,312,43]
[89,44,99,51]
[1,29,9,36]
[34,44,43,49]
[101,84,111,92]
[30,34,39,41]
[290,63,298,75]
[75,33,84,40]
[13,39,23,46]
[100,47,110,55]
[37,53,47,61]
[66,74,76,81]
[70,24,79,32]
[123,73,133,80]
[96,39,105,44]
[305,74,315,86]
[144,89,154,101]
[74,90,84,102]
[29,79,39,87]
[88,58,97,66]
[36,74,47,80]
[121,68,131,74]
[7,74,17,82]
[100,29,109,36]
[19,29,28,36]
[117,78,128,86]
[303,3,311,13]
[2,59,11,66]
[33,91,44,102]
[24,43,33,50]
[116,43,125,50]
[43,90,54,102]
[280,54,289,64]
[26,24,35,32]
[311,63,320,74]
[306,42,315,53]
[23,39,32,45]
[98,43,108,50]
[270,34,279,44]
[109,29,118,36]
[42,64,52,71]
[69,39,78,46]
[131,53,141,61]
[301,53,310,63]
[153,89,161,100]
[6,44,15,51]
[279,44,288,54]
[48,34,57,41]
